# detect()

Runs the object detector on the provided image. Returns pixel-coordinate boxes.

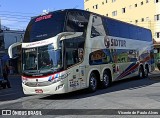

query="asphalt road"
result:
[0,76,26,101]
[0,73,160,118]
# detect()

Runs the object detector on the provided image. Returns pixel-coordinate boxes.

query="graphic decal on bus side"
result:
[89,49,138,65]
[48,73,60,81]
[115,63,139,80]
[89,48,152,80]
[115,53,152,80]
[69,79,80,88]
[48,72,70,81]
[70,80,79,88]
[112,64,120,74]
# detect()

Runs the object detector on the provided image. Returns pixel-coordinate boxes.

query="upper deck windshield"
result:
[23,11,66,42]
[22,44,62,75]
[23,10,90,43]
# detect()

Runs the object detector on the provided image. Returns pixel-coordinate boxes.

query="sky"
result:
[0,0,84,30]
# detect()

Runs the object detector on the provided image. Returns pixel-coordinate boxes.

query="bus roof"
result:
[38,9,151,32]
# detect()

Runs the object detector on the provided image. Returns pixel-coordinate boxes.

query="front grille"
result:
[25,81,53,87]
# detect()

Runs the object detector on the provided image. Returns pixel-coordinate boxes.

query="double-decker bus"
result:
[8,9,154,94]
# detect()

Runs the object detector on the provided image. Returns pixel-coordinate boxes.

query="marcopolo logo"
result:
[104,36,110,48]
[104,36,126,48]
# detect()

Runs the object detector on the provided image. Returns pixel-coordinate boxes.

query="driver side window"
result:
[64,37,85,68]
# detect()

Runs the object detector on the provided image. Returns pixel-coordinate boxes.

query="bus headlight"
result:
[22,76,28,84]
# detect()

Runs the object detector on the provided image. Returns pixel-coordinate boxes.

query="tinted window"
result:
[91,15,106,38]
[104,19,130,38]
[119,22,130,38]
[103,18,152,41]
[104,18,120,37]
[66,11,89,33]
[24,11,66,42]
[146,30,152,41]
[129,25,138,39]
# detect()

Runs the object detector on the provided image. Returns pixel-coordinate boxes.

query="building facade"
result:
[0,30,25,75]
[84,0,160,59]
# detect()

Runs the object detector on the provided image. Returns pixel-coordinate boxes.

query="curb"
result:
[149,69,160,80]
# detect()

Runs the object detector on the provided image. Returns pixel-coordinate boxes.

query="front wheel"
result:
[88,73,97,92]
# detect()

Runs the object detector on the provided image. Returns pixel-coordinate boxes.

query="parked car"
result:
[0,78,7,89]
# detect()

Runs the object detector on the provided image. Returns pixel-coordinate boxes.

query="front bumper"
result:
[22,81,67,95]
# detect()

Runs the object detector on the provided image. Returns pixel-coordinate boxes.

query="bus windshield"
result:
[23,11,66,42]
[22,44,62,74]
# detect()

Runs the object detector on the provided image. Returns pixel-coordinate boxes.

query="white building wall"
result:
[155,2,160,42]
[3,30,24,49]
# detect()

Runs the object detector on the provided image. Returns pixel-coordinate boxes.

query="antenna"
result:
[42,10,49,15]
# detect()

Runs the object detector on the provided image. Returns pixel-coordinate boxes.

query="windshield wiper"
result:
[39,69,54,74]
[22,70,38,75]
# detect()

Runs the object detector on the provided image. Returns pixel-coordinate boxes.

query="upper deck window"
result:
[66,11,89,33]
[24,11,66,42]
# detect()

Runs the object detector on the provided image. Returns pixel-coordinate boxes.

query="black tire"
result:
[138,66,145,79]
[101,71,111,89]
[88,72,97,92]
[144,66,149,78]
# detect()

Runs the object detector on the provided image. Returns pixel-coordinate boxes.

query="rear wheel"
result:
[138,66,144,79]
[144,66,149,78]
[88,73,97,92]
[101,71,111,89]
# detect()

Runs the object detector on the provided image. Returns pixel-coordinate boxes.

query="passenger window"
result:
[66,11,89,33]
[91,15,106,38]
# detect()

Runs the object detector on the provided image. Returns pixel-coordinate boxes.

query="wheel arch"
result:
[101,67,112,82]
[87,68,101,87]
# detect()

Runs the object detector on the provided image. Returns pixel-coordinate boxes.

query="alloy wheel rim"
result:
[90,77,97,89]
[139,70,143,78]
[145,69,148,76]
[103,74,109,86]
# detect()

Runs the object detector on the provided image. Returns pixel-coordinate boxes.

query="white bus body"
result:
[8,9,154,94]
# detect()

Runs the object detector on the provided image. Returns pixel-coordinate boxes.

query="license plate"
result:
[35,89,43,93]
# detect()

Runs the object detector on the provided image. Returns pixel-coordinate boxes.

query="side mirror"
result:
[8,42,22,58]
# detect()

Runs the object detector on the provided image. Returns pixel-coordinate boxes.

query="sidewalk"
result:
[148,67,160,79]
